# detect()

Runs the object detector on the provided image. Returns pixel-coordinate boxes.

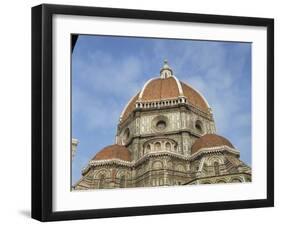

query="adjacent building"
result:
[72,138,79,159]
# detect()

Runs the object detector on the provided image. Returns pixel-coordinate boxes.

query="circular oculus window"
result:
[122,128,130,144]
[195,120,203,133]
[156,120,166,130]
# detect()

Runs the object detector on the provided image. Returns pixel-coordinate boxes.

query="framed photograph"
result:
[32,4,274,221]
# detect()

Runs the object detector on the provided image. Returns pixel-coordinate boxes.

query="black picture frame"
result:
[31,3,274,222]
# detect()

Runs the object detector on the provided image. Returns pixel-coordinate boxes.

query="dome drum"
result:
[135,96,187,110]
[142,137,178,155]
[152,115,169,132]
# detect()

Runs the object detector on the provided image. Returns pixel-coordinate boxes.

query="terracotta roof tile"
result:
[181,82,209,112]
[191,134,234,155]
[93,144,131,161]
[140,77,180,100]
[121,92,140,123]
[120,76,210,123]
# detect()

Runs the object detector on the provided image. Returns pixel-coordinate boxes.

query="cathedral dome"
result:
[120,61,210,123]
[92,144,131,161]
[191,134,234,155]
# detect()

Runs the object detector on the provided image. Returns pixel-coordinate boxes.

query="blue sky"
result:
[72,35,252,184]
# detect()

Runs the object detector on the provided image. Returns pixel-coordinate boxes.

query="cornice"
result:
[82,146,239,173]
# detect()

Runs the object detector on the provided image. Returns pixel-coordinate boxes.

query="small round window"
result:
[156,120,166,130]
[153,115,168,132]
[195,120,203,133]
[123,128,130,141]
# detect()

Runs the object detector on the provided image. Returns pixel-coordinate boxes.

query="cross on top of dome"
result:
[160,59,173,79]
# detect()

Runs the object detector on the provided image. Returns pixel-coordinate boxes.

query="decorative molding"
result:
[138,77,157,99]
[190,145,240,160]
[184,81,211,109]
[119,93,140,121]
[87,145,239,170]
[172,76,184,96]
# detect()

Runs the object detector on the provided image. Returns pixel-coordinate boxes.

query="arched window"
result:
[214,162,220,176]
[120,175,126,188]
[156,120,166,130]
[175,164,185,172]
[146,144,151,152]
[216,180,226,183]
[165,142,171,151]
[231,178,242,183]
[153,161,163,170]
[124,128,130,141]
[98,174,105,189]
[195,120,203,133]
[155,142,161,151]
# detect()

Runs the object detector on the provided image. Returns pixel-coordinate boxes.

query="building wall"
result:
[74,150,251,189]
[117,104,216,161]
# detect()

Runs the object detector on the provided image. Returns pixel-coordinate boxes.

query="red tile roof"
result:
[120,76,209,123]
[93,144,131,161]
[191,134,234,154]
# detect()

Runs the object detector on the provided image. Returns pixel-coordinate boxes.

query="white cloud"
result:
[77,51,144,98]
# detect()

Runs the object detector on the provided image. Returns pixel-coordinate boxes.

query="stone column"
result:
[72,138,79,159]
[163,157,169,186]
[182,132,190,156]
